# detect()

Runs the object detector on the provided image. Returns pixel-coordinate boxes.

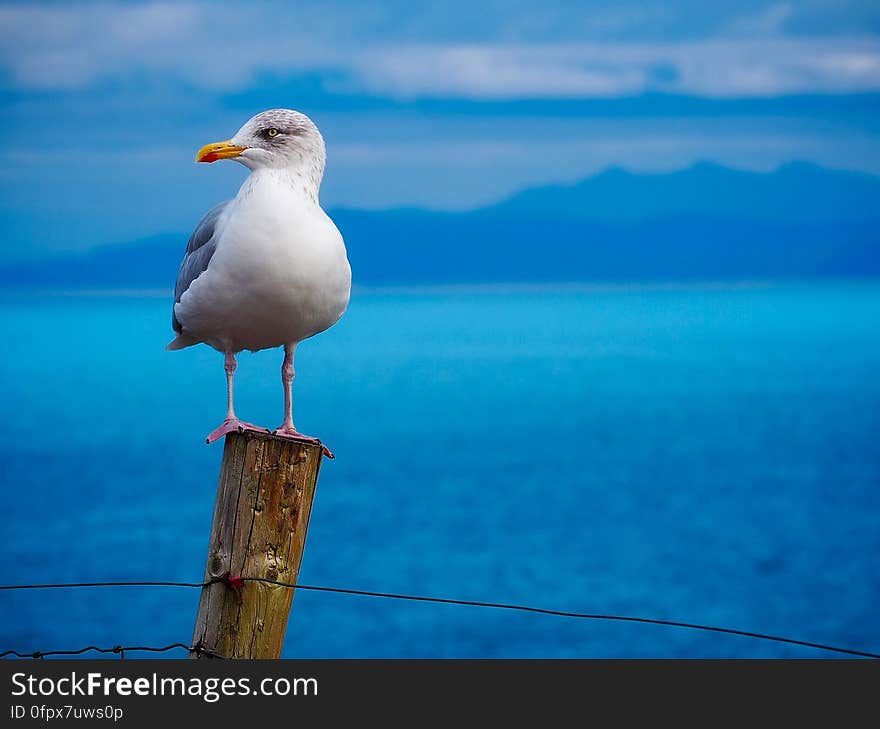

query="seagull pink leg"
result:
[274,343,334,458]
[206,353,267,444]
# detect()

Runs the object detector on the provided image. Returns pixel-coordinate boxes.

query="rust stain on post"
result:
[191,430,323,659]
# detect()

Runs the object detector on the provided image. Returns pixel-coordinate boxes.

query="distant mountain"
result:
[488,161,880,224]
[2,162,879,288]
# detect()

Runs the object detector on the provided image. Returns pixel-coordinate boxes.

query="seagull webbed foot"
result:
[273,425,335,459]
[206,418,270,444]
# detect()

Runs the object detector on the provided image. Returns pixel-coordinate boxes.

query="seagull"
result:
[167,109,351,454]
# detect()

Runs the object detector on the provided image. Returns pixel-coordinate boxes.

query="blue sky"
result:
[1,0,880,259]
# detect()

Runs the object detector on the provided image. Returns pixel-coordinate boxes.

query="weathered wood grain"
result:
[191,430,323,659]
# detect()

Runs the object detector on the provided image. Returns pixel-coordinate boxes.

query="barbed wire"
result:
[0,643,226,660]
[1,577,878,659]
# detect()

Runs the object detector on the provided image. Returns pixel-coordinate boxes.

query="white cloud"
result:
[0,3,204,89]
[726,3,794,37]
[354,38,880,99]
[0,1,341,90]
[0,1,879,98]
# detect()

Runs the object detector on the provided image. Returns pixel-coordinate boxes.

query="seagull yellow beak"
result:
[196,140,247,163]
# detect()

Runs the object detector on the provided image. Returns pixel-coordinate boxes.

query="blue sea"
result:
[1,282,879,658]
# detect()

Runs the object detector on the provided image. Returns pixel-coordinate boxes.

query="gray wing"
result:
[171,201,229,333]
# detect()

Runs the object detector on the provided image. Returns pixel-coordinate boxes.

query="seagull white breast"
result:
[173,167,351,353]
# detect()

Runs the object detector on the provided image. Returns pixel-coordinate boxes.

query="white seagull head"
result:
[195,109,326,174]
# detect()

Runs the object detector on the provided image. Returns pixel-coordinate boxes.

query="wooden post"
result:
[191,430,323,659]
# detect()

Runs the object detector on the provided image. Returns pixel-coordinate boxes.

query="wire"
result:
[0,577,877,659]
[246,579,880,659]
[0,643,226,660]
[0,581,207,590]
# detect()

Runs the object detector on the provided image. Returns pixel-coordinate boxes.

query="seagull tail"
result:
[166,333,200,351]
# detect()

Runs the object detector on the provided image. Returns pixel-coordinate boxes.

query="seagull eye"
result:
[266,128,279,138]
